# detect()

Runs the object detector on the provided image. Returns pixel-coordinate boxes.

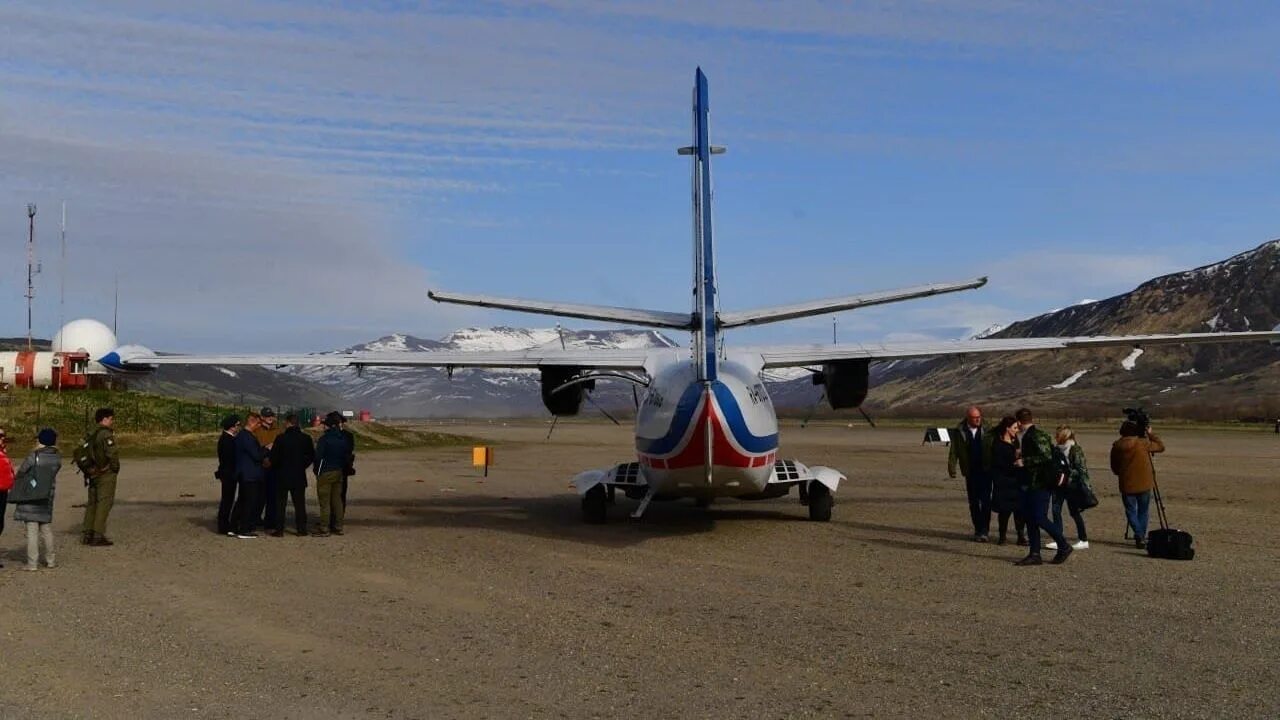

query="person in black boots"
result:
[215,415,241,536]
[269,413,315,537]
[1014,407,1072,566]
[989,415,1026,546]
[947,406,992,541]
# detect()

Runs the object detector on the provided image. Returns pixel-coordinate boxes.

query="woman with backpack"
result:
[1048,426,1093,551]
[13,428,61,571]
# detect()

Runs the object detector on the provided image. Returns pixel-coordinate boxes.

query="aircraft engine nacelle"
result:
[540,367,594,416]
[813,359,870,410]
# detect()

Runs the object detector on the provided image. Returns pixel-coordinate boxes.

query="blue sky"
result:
[1,1,1277,351]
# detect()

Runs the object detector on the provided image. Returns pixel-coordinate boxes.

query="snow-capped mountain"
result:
[867,238,1280,417]
[287,327,680,417]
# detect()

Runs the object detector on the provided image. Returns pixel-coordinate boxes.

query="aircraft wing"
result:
[115,348,654,372]
[751,330,1280,368]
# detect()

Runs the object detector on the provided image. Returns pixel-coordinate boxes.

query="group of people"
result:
[0,407,120,571]
[948,405,1165,565]
[215,408,355,539]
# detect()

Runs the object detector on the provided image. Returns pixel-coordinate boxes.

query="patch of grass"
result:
[114,423,478,459]
[0,387,477,458]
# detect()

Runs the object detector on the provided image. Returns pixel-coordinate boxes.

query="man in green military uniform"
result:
[82,407,121,547]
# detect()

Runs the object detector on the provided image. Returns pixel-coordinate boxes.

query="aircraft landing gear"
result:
[583,485,608,524]
[630,485,657,519]
[807,481,832,522]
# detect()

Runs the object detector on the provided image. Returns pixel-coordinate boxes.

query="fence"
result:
[0,387,317,439]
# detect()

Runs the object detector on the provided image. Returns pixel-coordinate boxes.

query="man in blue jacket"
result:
[313,412,349,537]
[230,412,266,539]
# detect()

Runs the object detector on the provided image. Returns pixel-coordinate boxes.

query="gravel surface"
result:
[0,423,1276,719]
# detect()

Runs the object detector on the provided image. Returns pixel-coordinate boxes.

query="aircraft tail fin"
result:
[690,67,718,381]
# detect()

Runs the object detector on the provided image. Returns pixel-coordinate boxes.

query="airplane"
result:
[117,68,1280,523]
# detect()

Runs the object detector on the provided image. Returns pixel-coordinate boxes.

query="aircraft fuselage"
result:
[634,352,779,497]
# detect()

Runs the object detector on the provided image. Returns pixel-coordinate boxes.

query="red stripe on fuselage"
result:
[641,388,761,470]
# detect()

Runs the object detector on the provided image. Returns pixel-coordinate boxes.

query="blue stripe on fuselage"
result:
[710,382,778,454]
[635,383,705,456]
[636,381,778,457]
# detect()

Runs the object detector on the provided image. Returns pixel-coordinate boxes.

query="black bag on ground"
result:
[1147,476,1194,560]
[1148,527,1195,560]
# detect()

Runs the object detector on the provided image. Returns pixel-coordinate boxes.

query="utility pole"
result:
[59,201,66,348]
[832,316,837,345]
[26,203,37,351]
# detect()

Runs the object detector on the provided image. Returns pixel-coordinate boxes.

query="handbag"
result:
[8,454,53,504]
[1068,478,1099,510]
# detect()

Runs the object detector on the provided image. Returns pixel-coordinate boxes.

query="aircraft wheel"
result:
[807,482,833,522]
[582,485,608,524]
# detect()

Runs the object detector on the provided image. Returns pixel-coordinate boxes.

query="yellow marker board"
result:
[472,446,494,476]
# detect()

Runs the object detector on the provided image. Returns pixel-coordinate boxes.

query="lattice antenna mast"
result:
[26,203,37,351]
[59,201,66,350]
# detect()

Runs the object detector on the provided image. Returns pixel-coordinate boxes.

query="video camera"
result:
[1123,407,1151,438]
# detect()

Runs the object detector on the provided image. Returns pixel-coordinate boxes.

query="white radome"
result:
[53,318,118,360]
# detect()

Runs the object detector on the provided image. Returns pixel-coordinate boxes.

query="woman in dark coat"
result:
[215,415,241,536]
[14,428,61,570]
[268,413,315,537]
[989,415,1026,546]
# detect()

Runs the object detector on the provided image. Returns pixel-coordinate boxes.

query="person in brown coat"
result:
[1110,421,1165,549]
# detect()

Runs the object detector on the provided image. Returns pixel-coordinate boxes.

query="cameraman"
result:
[1109,419,1165,549]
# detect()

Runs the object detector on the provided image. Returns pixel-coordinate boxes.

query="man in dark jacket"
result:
[215,414,241,536]
[269,413,315,537]
[313,412,348,536]
[334,414,356,532]
[230,412,266,539]
[252,407,282,530]
[1014,407,1071,566]
[947,406,993,541]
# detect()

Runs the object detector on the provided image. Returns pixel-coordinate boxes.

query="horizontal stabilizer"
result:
[718,277,988,329]
[428,290,694,330]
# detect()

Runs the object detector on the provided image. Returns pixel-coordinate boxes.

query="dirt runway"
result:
[1,422,1277,718]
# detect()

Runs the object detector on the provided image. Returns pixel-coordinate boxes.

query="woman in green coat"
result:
[1048,426,1091,550]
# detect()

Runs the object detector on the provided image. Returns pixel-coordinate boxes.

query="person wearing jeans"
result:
[1110,421,1165,549]
[1048,426,1091,551]
[1013,407,1072,566]
[1121,491,1152,547]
